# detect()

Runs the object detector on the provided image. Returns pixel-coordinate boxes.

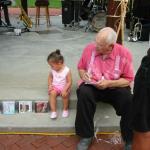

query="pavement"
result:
[0,134,124,150]
[0,7,149,149]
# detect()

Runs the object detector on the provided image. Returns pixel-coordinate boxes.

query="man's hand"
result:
[95,78,130,89]
[95,80,111,89]
[82,72,91,83]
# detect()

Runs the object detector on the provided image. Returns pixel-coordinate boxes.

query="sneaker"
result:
[76,137,93,150]
[50,112,57,119]
[62,110,69,118]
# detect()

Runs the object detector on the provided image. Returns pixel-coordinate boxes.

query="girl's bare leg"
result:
[62,94,69,110]
[49,90,57,112]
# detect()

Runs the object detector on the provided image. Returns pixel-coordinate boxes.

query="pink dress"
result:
[50,66,70,95]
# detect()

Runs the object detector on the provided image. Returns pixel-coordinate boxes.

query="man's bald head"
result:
[96,27,117,45]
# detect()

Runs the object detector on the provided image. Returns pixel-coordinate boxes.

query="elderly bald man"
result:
[75,27,134,150]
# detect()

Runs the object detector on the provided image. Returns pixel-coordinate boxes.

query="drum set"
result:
[64,0,107,31]
[83,0,107,31]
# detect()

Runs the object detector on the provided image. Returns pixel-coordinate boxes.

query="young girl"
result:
[47,49,72,119]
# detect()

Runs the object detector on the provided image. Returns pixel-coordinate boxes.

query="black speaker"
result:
[140,21,150,41]
[133,0,150,19]
[61,0,74,25]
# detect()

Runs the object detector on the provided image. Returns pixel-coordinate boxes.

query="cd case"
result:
[35,101,49,113]
[19,101,32,113]
[2,101,15,114]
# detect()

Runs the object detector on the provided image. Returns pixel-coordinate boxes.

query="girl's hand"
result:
[61,90,68,97]
[48,85,53,93]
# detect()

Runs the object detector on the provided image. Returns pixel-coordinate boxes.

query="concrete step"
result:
[0,92,77,109]
[0,103,120,133]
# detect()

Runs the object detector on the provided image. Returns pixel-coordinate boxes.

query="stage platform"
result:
[0,14,149,133]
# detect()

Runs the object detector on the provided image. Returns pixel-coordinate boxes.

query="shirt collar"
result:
[94,44,116,60]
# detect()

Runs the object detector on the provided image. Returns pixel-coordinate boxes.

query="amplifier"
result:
[140,21,150,41]
[61,0,74,25]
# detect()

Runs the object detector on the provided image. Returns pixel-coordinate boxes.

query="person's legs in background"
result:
[2,5,11,26]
